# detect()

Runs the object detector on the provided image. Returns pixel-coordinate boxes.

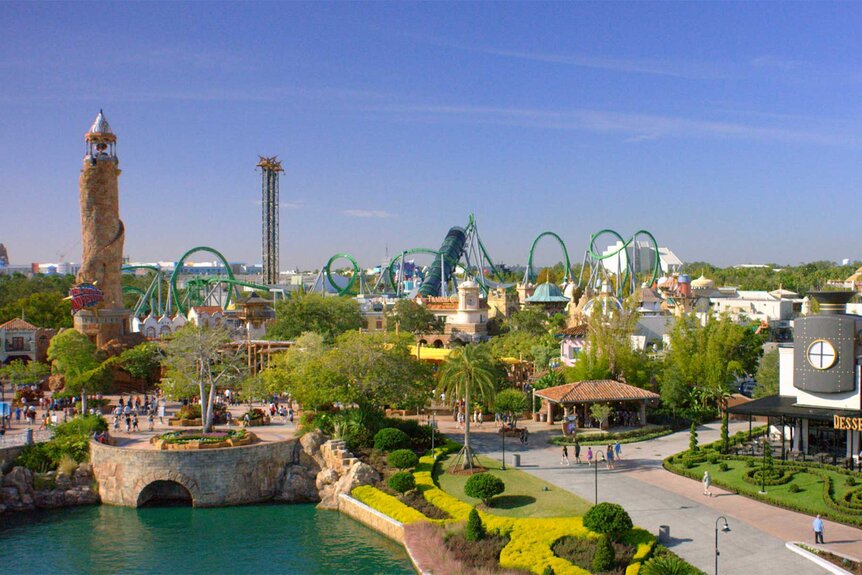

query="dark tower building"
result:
[257,156,283,286]
[0,243,8,267]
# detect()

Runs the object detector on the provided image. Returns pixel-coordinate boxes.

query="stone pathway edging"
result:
[786,541,854,575]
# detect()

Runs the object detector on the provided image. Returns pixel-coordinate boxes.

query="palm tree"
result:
[438,344,498,471]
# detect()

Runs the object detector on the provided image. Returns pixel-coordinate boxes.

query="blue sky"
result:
[2,2,861,270]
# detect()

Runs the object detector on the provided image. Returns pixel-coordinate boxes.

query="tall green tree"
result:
[161,325,246,432]
[438,344,498,470]
[494,388,528,429]
[117,342,161,386]
[267,292,365,343]
[386,299,443,334]
[754,348,780,398]
[47,330,102,413]
[661,314,763,413]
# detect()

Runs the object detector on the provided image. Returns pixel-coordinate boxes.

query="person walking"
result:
[574,440,582,464]
[606,445,614,469]
[561,445,570,466]
[147,412,154,432]
[132,413,139,433]
[702,470,712,497]
[614,441,622,461]
[813,515,825,544]
[587,446,594,465]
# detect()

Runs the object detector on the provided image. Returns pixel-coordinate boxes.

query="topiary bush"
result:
[464,472,505,506]
[583,502,633,541]
[388,471,416,495]
[542,566,556,575]
[592,535,615,572]
[718,462,729,472]
[387,449,419,470]
[641,553,697,575]
[465,507,486,541]
[689,422,699,453]
[374,428,411,451]
[788,484,802,493]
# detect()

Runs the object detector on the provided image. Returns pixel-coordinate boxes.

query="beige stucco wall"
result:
[337,493,405,544]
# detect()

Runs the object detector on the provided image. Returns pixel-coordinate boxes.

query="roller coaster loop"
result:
[386,248,444,294]
[525,231,572,284]
[323,253,362,296]
[587,229,660,295]
[170,246,238,316]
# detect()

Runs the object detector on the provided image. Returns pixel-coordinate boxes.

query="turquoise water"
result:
[0,504,415,575]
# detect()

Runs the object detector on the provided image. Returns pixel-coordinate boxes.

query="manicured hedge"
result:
[549,426,672,447]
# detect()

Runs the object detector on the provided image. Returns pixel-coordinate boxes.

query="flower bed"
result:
[150,429,253,450]
[352,440,657,574]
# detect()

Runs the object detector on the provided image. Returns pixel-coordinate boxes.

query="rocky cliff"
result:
[0,464,99,514]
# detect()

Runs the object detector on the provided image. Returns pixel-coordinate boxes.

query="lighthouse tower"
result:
[72,110,131,346]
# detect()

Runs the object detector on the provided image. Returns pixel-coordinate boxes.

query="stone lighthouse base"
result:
[73,307,132,348]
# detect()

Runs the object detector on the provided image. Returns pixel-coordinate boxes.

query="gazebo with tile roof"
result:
[535,379,660,430]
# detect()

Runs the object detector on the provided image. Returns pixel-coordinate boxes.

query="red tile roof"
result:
[190,306,223,315]
[0,318,38,331]
[535,380,659,404]
[557,324,588,336]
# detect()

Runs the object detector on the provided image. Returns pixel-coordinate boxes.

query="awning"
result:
[727,395,862,422]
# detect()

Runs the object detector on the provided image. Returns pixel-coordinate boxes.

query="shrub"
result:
[57,454,78,476]
[789,484,802,493]
[542,567,556,575]
[176,404,202,420]
[583,502,633,541]
[718,462,729,472]
[642,554,698,575]
[388,471,416,495]
[848,476,858,487]
[15,443,54,472]
[464,473,505,506]
[689,423,698,453]
[374,428,411,451]
[592,535,615,572]
[746,459,756,468]
[54,415,107,437]
[707,454,719,464]
[720,413,729,454]
[466,507,486,541]
[388,449,419,470]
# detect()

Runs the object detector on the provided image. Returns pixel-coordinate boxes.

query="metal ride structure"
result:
[257,156,284,286]
[315,215,510,298]
[169,246,271,316]
[386,214,510,298]
[121,264,166,317]
[523,231,573,286]
[581,229,661,298]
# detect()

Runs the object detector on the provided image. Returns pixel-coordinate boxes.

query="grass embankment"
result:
[438,455,591,518]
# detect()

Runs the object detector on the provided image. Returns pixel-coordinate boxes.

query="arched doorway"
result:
[136,480,193,507]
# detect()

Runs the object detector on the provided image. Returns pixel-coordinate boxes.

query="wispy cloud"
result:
[342,209,397,219]
[402,32,730,80]
[361,103,856,146]
[750,55,805,71]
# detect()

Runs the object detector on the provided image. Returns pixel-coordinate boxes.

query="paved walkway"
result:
[441,418,846,574]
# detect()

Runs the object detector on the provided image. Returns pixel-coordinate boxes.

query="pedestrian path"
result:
[441,419,839,574]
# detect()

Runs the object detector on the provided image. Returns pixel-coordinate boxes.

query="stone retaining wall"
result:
[90,438,298,507]
[337,493,405,543]
[0,445,25,472]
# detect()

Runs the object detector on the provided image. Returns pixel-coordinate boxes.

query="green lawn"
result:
[679,457,862,524]
[437,454,591,518]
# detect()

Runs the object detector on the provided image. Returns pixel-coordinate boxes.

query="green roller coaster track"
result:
[525,231,572,284]
[323,253,362,296]
[170,246,271,315]
[386,248,443,294]
[587,229,660,297]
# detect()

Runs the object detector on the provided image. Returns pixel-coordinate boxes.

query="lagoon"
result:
[0,504,414,575]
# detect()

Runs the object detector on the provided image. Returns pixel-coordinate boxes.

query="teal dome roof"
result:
[526,282,571,303]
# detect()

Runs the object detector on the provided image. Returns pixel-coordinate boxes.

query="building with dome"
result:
[524,281,571,315]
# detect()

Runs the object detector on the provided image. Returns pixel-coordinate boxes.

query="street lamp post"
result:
[714,516,731,575]
[430,410,436,453]
[501,424,506,471]
[594,452,606,504]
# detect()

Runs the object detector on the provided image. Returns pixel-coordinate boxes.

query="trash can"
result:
[512,454,521,467]
[24,428,33,445]
[658,525,670,544]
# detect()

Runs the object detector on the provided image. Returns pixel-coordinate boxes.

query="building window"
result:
[376,319,383,330]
